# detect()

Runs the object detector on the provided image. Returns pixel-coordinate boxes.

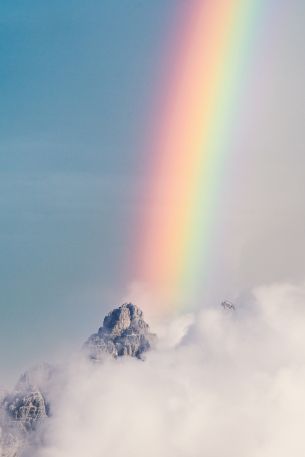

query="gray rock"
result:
[85,303,156,360]
[0,365,52,457]
[0,304,156,456]
[3,390,48,433]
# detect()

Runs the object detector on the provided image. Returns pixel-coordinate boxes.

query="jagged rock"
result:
[1,363,52,434]
[0,365,52,457]
[0,388,48,457]
[0,304,156,456]
[3,390,48,432]
[85,303,156,360]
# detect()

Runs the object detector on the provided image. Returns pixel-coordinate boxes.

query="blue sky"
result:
[0,0,176,383]
[1,1,305,385]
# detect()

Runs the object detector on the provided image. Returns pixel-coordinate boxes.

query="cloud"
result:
[17,280,305,457]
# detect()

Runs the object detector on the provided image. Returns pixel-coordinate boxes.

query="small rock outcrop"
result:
[0,365,52,457]
[3,390,48,432]
[85,303,156,360]
[0,390,47,457]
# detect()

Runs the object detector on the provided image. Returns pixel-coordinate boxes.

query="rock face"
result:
[0,391,46,456]
[3,390,48,432]
[0,304,156,456]
[0,365,52,457]
[85,303,156,360]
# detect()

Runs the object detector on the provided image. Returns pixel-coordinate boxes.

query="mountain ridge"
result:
[0,303,154,457]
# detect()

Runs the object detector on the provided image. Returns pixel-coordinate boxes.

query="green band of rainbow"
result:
[136,0,264,311]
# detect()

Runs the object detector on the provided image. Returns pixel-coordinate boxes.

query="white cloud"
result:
[20,281,305,457]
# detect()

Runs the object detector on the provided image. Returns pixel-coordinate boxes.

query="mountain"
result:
[0,304,155,457]
[85,303,156,360]
[0,364,53,457]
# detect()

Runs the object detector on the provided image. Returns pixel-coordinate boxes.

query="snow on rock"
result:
[85,303,156,360]
[0,304,156,456]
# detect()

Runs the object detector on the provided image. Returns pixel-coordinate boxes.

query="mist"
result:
[1,2,305,454]
[12,280,305,457]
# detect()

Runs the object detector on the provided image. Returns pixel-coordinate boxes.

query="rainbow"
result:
[135,0,263,310]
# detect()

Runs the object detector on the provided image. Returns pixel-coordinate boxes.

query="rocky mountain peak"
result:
[85,303,156,360]
[4,390,48,432]
[0,304,156,456]
[101,303,148,336]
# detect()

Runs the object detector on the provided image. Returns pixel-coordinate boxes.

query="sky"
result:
[1,0,305,385]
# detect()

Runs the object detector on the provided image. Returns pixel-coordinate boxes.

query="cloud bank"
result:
[14,281,305,457]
